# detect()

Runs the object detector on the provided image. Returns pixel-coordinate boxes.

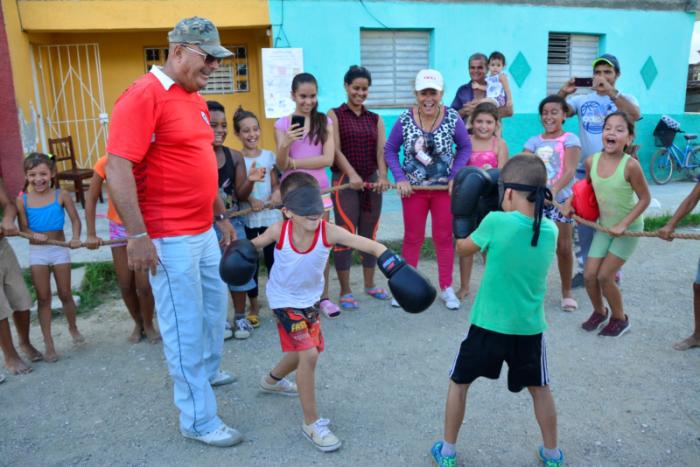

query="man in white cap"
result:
[106,17,240,447]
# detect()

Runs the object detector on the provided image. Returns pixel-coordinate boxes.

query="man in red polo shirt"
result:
[106,17,240,447]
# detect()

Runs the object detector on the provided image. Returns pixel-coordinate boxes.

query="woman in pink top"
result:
[275,72,339,318]
[459,102,508,299]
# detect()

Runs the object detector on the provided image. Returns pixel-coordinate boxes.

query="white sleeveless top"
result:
[266,220,331,309]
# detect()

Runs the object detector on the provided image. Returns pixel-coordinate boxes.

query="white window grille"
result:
[546,33,599,96]
[143,45,249,94]
[361,30,430,107]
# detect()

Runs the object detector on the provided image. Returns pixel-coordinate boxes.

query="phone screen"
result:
[291,115,305,129]
[574,77,593,87]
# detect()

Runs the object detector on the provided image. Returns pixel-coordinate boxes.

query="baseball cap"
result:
[593,54,620,73]
[415,69,444,92]
[168,17,233,59]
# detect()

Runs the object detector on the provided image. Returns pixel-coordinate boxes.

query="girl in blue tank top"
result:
[16,153,84,362]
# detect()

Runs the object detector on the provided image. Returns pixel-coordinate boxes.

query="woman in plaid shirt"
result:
[328,66,392,310]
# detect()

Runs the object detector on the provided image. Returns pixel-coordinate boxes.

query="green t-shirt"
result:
[469,211,558,335]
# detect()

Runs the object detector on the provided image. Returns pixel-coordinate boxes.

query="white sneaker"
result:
[181,423,243,447]
[259,374,298,396]
[302,418,341,452]
[210,370,236,387]
[441,287,460,310]
[391,298,401,308]
[233,318,253,339]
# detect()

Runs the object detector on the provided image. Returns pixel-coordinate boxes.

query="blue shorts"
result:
[214,217,256,292]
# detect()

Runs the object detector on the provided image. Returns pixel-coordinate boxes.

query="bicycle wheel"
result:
[649,149,674,185]
[686,147,700,180]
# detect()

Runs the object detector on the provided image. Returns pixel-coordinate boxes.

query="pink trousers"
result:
[400,190,454,290]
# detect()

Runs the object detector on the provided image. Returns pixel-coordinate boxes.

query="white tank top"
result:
[266,219,331,309]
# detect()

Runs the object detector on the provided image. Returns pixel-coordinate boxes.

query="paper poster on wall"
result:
[261,48,304,119]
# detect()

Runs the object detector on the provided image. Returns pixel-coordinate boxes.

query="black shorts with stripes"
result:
[449,325,549,393]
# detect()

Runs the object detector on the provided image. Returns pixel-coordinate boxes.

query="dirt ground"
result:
[1,235,699,466]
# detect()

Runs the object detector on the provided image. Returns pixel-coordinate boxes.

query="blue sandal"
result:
[339,294,359,310]
[365,287,391,300]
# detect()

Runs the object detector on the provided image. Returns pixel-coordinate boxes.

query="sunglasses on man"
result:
[183,45,222,65]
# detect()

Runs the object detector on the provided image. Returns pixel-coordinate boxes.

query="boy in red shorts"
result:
[432,155,564,466]
[224,172,433,452]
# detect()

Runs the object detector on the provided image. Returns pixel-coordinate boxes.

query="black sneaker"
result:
[571,272,584,289]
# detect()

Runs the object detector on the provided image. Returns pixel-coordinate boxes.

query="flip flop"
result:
[339,294,359,310]
[364,287,391,300]
[561,298,578,312]
[247,314,261,328]
[319,299,341,319]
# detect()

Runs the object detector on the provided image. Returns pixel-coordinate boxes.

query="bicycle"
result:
[649,116,700,185]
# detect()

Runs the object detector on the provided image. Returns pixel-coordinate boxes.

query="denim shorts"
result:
[214,217,256,292]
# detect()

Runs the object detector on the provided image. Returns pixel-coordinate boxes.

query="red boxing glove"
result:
[571,179,599,222]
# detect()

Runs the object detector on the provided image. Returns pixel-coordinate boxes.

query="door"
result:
[32,43,108,169]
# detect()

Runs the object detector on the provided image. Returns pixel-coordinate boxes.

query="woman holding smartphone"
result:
[275,72,339,318]
[327,65,392,310]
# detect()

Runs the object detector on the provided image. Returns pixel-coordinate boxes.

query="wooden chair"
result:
[48,136,96,208]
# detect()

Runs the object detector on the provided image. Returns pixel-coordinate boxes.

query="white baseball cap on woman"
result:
[415,69,444,91]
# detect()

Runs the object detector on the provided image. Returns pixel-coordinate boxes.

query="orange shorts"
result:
[273,306,325,353]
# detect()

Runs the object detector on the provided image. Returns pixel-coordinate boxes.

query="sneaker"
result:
[223,322,234,341]
[581,308,609,332]
[259,374,298,396]
[233,318,253,339]
[391,298,401,308]
[210,370,236,387]
[571,272,584,289]
[302,418,341,452]
[431,441,456,467]
[598,314,631,337]
[181,423,243,447]
[537,446,565,467]
[440,287,460,310]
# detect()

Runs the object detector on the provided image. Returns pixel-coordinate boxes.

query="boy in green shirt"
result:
[431,155,564,466]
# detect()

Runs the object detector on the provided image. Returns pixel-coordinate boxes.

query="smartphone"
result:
[291,115,305,129]
[574,77,593,87]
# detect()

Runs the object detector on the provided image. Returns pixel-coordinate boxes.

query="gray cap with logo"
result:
[168,17,233,59]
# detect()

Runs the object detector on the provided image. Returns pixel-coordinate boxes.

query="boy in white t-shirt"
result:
[221,172,435,452]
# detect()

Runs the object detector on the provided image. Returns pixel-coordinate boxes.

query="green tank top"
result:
[590,152,643,231]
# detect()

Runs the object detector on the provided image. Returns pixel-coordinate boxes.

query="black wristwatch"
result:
[214,213,226,222]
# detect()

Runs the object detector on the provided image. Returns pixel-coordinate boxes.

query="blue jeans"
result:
[151,228,227,436]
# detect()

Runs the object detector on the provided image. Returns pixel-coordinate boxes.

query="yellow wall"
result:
[17,0,270,31]
[2,0,275,161]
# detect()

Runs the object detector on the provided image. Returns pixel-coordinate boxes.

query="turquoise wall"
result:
[269,0,698,179]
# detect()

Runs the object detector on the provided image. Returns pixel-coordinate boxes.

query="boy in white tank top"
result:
[238,172,432,452]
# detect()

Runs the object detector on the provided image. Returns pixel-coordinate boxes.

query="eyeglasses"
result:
[183,46,222,65]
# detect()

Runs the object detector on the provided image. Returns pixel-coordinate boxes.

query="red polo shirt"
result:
[106,67,217,239]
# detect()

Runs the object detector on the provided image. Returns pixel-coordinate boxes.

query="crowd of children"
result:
[0,53,697,466]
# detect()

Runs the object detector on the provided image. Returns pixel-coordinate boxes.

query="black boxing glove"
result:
[219,239,258,287]
[451,166,494,239]
[476,168,501,221]
[377,249,436,313]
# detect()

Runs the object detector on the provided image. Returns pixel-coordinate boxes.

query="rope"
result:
[8,232,126,248]
[8,184,698,246]
[549,200,700,241]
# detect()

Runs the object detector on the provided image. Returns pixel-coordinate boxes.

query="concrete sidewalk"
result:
[6,179,698,268]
